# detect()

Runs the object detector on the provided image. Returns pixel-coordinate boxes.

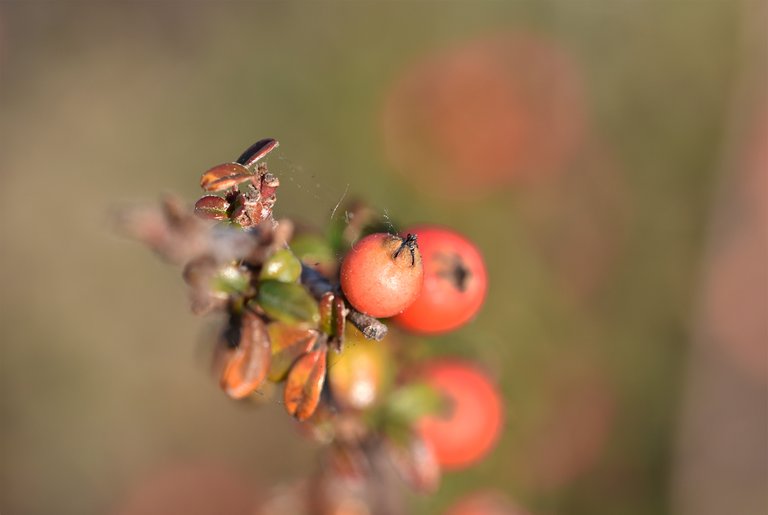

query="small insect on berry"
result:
[393,226,487,334]
[340,232,424,318]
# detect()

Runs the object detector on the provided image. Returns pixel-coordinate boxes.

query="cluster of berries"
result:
[122,139,503,510]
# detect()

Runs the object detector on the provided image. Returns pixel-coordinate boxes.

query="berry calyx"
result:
[340,232,424,318]
[393,226,487,334]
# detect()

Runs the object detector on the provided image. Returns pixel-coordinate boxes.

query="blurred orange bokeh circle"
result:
[381,32,588,197]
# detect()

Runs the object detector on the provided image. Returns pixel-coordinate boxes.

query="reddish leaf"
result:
[284,346,327,421]
[319,292,335,335]
[194,195,230,220]
[319,292,347,352]
[220,311,271,399]
[267,322,318,382]
[242,199,265,226]
[236,138,279,169]
[258,172,280,203]
[331,295,347,350]
[200,162,253,192]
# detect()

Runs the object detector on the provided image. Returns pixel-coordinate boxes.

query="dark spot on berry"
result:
[437,253,471,292]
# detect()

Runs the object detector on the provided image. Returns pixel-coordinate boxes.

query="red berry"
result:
[417,360,503,470]
[393,226,487,334]
[381,33,586,197]
[340,233,424,318]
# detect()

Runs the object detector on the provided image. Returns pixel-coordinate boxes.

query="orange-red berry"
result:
[417,360,503,470]
[340,233,423,318]
[393,226,487,334]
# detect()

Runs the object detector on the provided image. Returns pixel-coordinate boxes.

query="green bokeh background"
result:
[1,2,765,515]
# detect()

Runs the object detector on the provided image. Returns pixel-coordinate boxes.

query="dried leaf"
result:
[327,442,371,481]
[116,195,260,267]
[200,162,253,192]
[284,347,327,421]
[242,199,265,227]
[183,256,251,315]
[220,311,271,399]
[319,292,335,336]
[331,295,347,350]
[235,138,279,169]
[194,195,230,220]
[384,433,441,494]
[258,171,280,203]
[318,293,348,353]
[295,400,336,444]
[114,197,208,264]
[241,220,294,265]
[267,322,318,382]
[182,255,219,313]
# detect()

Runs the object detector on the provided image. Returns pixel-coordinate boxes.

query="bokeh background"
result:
[1,2,766,515]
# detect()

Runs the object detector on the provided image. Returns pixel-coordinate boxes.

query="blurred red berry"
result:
[381,32,587,197]
[393,226,487,334]
[417,360,503,470]
[340,233,424,318]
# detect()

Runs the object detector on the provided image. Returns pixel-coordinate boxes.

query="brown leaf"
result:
[327,442,371,481]
[241,220,294,265]
[318,293,348,353]
[200,162,253,192]
[183,255,220,314]
[284,346,327,421]
[194,195,230,220]
[220,311,271,399]
[384,433,441,494]
[235,138,279,169]
[258,171,280,207]
[113,196,208,264]
[319,292,335,335]
[331,295,347,350]
[267,322,318,382]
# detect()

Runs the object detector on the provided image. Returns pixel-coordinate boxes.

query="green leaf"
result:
[385,382,446,425]
[267,322,318,382]
[289,234,335,266]
[211,265,251,296]
[259,249,302,283]
[255,280,320,326]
